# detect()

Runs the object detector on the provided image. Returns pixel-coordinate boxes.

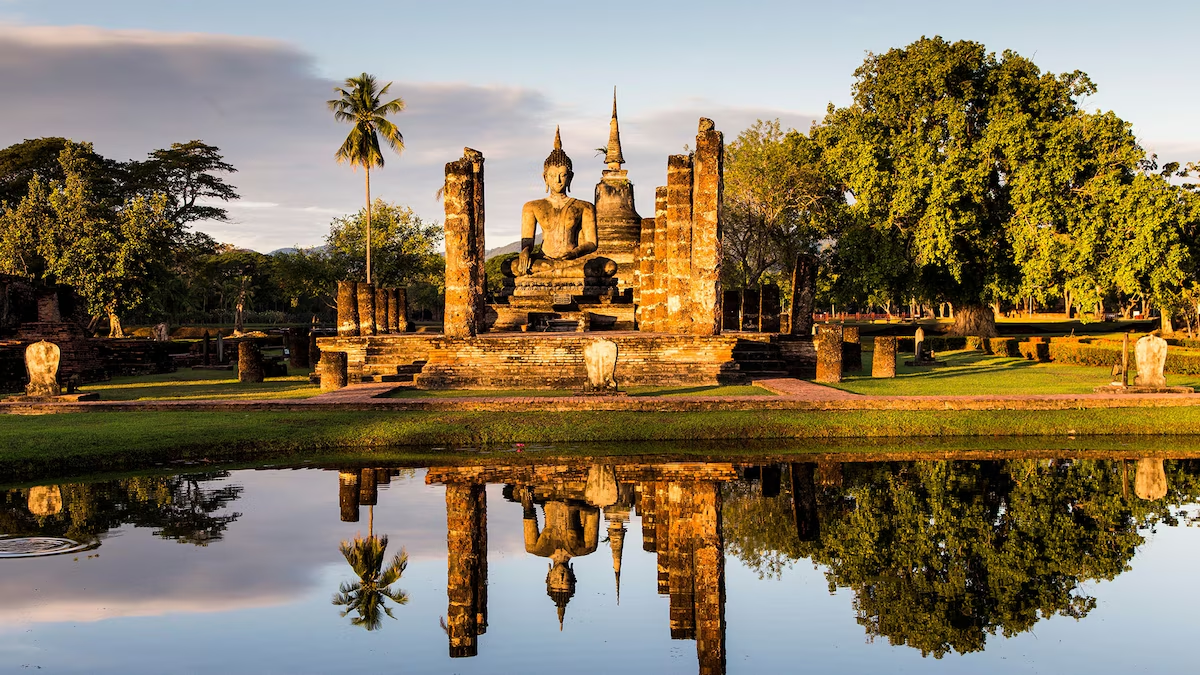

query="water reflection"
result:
[3,456,1199,674]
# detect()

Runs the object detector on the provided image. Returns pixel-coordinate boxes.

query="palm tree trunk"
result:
[365,166,373,285]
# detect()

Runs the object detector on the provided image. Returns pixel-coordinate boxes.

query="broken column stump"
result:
[237,341,265,383]
[842,326,862,373]
[815,324,844,384]
[320,351,349,391]
[872,336,897,378]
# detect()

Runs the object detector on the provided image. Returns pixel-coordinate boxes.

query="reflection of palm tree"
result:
[333,533,409,631]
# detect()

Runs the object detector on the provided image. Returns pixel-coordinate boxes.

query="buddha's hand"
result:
[517,249,531,275]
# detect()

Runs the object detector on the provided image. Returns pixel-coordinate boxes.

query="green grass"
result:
[80,368,321,401]
[7,407,1200,482]
[831,350,1200,396]
[386,384,775,398]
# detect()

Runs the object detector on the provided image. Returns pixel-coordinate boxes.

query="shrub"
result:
[896,336,968,353]
[1018,341,1050,361]
[985,338,1019,357]
[965,336,984,351]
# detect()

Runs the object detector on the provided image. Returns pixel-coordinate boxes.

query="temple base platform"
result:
[316,332,757,389]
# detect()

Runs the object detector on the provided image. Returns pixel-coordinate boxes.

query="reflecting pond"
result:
[3,455,1199,673]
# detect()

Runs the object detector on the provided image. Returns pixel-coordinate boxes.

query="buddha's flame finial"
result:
[554,125,562,151]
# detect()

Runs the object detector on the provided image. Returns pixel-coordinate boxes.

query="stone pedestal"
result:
[320,351,348,391]
[872,336,897,378]
[237,341,264,383]
[842,326,862,373]
[815,324,844,383]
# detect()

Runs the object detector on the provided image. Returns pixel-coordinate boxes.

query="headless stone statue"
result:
[517,127,599,277]
[24,341,61,398]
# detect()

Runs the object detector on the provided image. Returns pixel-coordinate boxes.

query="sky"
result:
[1,0,1198,252]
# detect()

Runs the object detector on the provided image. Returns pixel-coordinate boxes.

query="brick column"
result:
[635,217,655,329]
[395,288,410,332]
[444,156,480,338]
[842,326,862,373]
[446,482,487,658]
[653,187,669,330]
[666,155,694,332]
[466,149,487,325]
[357,282,376,336]
[375,286,389,334]
[690,119,723,336]
[336,281,359,336]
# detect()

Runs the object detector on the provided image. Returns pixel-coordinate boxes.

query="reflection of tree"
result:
[333,534,409,631]
[1,472,242,546]
[723,460,1200,658]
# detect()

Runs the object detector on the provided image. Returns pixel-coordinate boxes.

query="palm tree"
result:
[327,73,405,285]
[332,533,409,631]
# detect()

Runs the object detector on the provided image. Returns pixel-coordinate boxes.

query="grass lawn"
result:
[80,367,321,401]
[385,384,774,398]
[7,407,1200,483]
[830,349,1200,396]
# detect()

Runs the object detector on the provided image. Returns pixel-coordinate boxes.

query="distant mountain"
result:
[485,233,540,260]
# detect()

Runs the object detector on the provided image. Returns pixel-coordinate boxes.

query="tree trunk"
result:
[107,307,125,338]
[948,303,998,337]
[365,166,373,285]
[1161,311,1174,334]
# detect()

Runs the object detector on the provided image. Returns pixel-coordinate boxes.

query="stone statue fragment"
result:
[24,340,61,398]
[1134,334,1168,388]
[582,339,619,394]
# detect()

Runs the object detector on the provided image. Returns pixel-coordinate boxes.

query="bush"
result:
[896,336,968,353]
[1018,341,1050,361]
[984,338,1018,357]
[965,336,984,351]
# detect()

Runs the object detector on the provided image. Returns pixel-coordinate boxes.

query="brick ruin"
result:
[317,107,816,388]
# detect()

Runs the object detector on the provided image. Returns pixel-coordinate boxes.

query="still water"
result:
[2,456,1198,674]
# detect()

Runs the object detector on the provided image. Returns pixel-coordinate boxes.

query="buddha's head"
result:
[543,126,573,194]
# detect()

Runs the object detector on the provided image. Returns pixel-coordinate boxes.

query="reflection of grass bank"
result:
[8,408,1200,482]
[81,369,321,401]
[834,350,1200,396]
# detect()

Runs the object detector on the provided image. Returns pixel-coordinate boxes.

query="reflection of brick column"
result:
[446,483,487,658]
[638,481,657,553]
[692,481,726,675]
[667,481,696,640]
[666,155,694,332]
[339,470,360,523]
[444,155,482,338]
[690,119,723,336]
[655,480,671,595]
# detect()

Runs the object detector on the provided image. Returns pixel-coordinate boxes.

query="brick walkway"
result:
[5,377,1200,414]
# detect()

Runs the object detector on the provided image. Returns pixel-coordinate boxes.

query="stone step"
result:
[360,373,412,383]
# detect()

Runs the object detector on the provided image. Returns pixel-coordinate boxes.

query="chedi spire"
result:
[604,87,625,170]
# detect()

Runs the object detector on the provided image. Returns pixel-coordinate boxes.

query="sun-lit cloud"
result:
[0,24,827,251]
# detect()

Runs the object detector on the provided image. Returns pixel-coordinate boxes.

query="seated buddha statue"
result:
[515,128,617,285]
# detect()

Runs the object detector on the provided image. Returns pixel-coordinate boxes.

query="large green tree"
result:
[0,143,174,336]
[124,140,240,228]
[326,199,444,311]
[817,36,1144,335]
[328,73,406,285]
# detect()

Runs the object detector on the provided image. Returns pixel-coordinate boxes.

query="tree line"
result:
[0,138,443,336]
[722,36,1200,336]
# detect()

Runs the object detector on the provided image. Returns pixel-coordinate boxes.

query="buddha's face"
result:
[544,165,571,194]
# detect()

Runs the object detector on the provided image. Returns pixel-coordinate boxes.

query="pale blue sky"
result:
[1,1,1196,250]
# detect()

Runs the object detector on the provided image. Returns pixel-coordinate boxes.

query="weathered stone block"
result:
[320,351,349,391]
[760,283,781,333]
[237,341,265,383]
[815,324,843,383]
[841,326,862,373]
[1132,334,1168,387]
[872,336,897,378]
[582,339,619,393]
[24,340,61,397]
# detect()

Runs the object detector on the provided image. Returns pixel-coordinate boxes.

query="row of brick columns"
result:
[636,119,724,335]
[336,281,409,336]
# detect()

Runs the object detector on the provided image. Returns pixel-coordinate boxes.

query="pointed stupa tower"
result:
[594,87,641,294]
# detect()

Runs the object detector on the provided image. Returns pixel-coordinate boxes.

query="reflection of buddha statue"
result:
[521,489,600,630]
